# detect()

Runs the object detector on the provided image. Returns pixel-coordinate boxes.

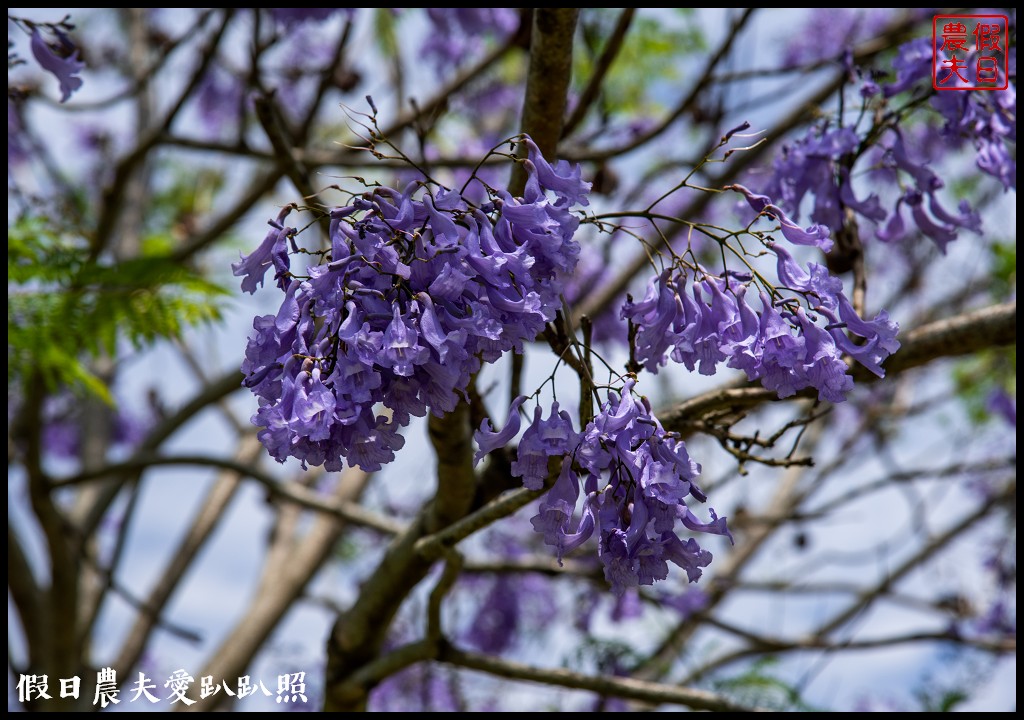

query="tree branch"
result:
[632,427,824,683]
[426,403,477,532]
[56,10,217,112]
[172,166,285,263]
[682,478,1015,683]
[55,452,401,535]
[378,31,522,144]
[509,8,580,193]
[7,523,45,673]
[188,465,374,711]
[660,302,1017,436]
[560,9,756,163]
[77,369,244,540]
[815,479,1015,638]
[254,93,318,204]
[700,615,1015,655]
[561,9,636,139]
[111,437,257,678]
[438,645,768,712]
[462,555,600,579]
[416,480,553,562]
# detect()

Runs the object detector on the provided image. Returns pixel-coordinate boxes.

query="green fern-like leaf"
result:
[8,215,229,400]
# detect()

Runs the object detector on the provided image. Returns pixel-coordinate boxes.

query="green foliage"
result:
[8,215,228,401]
[569,636,641,673]
[373,7,399,59]
[146,163,226,234]
[911,649,995,713]
[952,347,1016,425]
[575,8,706,120]
[711,657,825,712]
[989,240,1016,303]
[951,239,1016,424]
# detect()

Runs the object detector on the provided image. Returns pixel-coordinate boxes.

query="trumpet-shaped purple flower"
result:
[531,461,583,552]
[885,37,1016,191]
[883,37,936,97]
[30,28,84,103]
[770,243,842,309]
[523,137,592,207]
[474,395,526,466]
[728,184,833,252]
[772,206,833,252]
[232,208,295,294]
[823,293,900,378]
[796,308,854,402]
[987,388,1016,428]
[621,270,678,372]
[381,306,429,377]
[511,402,579,490]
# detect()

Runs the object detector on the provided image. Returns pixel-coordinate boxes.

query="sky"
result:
[8,8,1016,712]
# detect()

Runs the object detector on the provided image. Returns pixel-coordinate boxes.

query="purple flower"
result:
[824,293,900,378]
[30,28,85,103]
[531,461,583,554]
[782,9,891,67]
[511,402,579,490]
[268,8,353,28]
[770,243,842,309]
[292,368,335,442]
[660,587,710,618]
[680,282,732,376]
[474,395,526,465]
[796,308,854,403]
[771,205,833,252]
[987,388,1016,427]
[620,270,678,372]
[883,37,935,97]
[660,534,713,584]
[860,79,880,97]
[346,414,406,473]
[727,184,834,252]
[381,306,429,377]
[421,9,518,71]
[878,132,983,252]
[621,256,895,405]
[756,297,807,399]
[231,207,295,294]
[728,183,773,215]
[523,137,592,207]
[195,65,244,137]
[465,576,521,654]
[8,102,30,165]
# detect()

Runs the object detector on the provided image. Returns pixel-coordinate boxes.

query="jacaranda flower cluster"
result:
[475,379,732,596]
[234,137,587,472]
[626,183,901,403]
